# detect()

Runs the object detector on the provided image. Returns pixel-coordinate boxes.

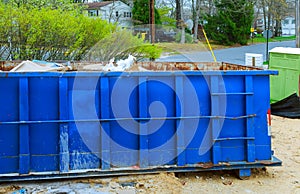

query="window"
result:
[116,11,118,17]
[284,19,289,25]
[88,10,98,17]
[257,19,263,25]
[292,19,295,24]
[122,12,132,18]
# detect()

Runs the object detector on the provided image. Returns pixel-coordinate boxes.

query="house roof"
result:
[85,1,117,9]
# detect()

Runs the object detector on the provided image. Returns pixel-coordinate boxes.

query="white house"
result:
[282,16,296,36]
[84,0,134,7]
[85,1,133,28]
[85,0,101,2]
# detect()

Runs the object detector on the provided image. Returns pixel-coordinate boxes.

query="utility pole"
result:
[296,0,300,48]
[149,0,155,44]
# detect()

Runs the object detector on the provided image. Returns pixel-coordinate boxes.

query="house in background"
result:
[85,1,133,28]
[253,0,296,36]
[254,17,265,31]
[84,0,101,2]
[282,16,296,36]
[253,15,296,36]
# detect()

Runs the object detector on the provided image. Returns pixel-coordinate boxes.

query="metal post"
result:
[149,0,155,44]
[266,28,269,61]
[296,0,300,48]
[8,36,12,61]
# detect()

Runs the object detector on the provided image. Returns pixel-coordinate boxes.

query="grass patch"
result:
[263,61,269,65]
[248,35,295,44]
[273,35,296,41]
[157,41,229,55]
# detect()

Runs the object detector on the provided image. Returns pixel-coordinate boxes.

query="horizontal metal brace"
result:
[211,92,254,95]
[0,114,256,125]
[214,137,255,141]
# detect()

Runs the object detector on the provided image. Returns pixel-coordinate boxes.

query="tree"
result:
[192,0,201,42]
[3,0,81,10]
[132,0,161,25]
[271,0,288,37]
[205,0,254,45]
[179,0,185,43]
[156,0,177,20]
[0,1,162,60]
[255,0,289,37]
[157,6,176,26]
[207,0,215,15]
[175,0,181,28]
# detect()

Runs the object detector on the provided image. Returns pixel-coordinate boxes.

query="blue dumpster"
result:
[0,62,281,181]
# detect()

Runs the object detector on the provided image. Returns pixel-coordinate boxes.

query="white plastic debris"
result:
[82,55,137,71]
[103,58,117,71]
[116,54,136,70]
[103,54,136,71]
[10,60,70,72]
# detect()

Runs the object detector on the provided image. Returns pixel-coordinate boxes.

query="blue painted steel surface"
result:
[0,70,280,180]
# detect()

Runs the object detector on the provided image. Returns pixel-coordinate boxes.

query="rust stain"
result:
[0,60,263,72]
[221,62,262,70]
[218,162,231,166]
[259,160,274,165]
[0,61,19,71]
[196,162,214,169]
[135,61,222,71]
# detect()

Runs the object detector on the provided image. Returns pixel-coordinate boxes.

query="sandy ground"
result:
[0,115,299,194]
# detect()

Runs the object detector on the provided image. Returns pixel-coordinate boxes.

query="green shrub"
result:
[175,32,193,43]
[0,3,116,60]
[0,2,160,61]
[204,0,254,46]
[85,30,162,61]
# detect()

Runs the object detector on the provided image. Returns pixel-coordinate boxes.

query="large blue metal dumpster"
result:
[0,62,281,181]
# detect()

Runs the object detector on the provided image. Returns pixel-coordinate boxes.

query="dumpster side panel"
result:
[29,78,59,172]
[253,75,272,160]
[220,75,246,162]
[109,77,139,167]
[147,77,177,166]
[0,78,19,173]
[184,76,211,164]
[0,71,276,178]
[68,77,101,170]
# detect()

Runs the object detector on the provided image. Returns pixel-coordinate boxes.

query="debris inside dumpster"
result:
[10,60,72,72]
[83,54,136,71]
[0,58,265,72]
